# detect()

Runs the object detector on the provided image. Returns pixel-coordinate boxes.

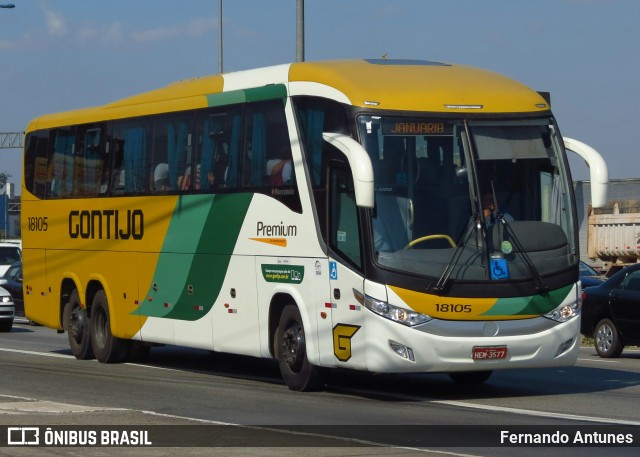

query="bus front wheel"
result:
[275,305,324,392]
[63,290,94,360]
[90,290,129,363]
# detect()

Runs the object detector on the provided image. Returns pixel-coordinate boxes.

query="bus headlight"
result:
[363,295,431,327]
[544,303,579,323]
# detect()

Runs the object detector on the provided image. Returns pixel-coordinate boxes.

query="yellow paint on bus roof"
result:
[27,59,549,132]
[105,74,224,108]
[289,59,548,113]
[28,75,223,131]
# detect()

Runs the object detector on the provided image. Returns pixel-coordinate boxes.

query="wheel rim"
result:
[281,321,304,373]
[596,323,613,353]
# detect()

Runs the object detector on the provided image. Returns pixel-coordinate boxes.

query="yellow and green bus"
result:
[22,59,607,390]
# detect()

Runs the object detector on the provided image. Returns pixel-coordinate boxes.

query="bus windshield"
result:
[358,115,576,283]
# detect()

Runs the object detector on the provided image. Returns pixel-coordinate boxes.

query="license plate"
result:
[472,346,508,360]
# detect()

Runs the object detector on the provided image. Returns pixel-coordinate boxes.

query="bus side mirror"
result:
[322,133,375,208]
[563,137,608,209]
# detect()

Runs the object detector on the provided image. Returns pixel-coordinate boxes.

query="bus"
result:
[22,59,607,391]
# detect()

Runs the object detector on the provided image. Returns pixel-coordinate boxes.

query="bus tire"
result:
[63,290,94,360]
[448,370,493,384]
[275,304,324,392]
[90,290,129,363]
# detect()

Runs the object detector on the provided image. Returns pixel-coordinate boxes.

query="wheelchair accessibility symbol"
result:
[329,261,338,280]
[490,257,510,280]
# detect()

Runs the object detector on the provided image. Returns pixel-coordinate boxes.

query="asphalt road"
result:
[1,319,639,456]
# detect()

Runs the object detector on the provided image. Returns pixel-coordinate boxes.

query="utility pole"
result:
[296,0,304,62]
[218,0,223,73]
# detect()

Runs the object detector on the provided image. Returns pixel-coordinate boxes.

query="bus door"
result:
[326,165,367,370]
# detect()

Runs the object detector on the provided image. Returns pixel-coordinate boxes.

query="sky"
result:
[1,0,638,194]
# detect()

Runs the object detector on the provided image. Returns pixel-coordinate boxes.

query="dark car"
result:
[579,261,605,288]
[0,261,22,317]
[580,263,640,358]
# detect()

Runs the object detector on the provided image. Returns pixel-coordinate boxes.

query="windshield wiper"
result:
[493,215,549,292]
[430,214,483,294]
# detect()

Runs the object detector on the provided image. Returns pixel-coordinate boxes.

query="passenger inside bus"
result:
[153,163,170,191]
[266,150,293,186]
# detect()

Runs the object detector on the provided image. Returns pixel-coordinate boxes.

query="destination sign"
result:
[382,120,452,136]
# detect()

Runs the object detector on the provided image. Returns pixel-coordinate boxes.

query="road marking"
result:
[0,347,73,359]
[0,395,479,456]
[578,357,619,363]
[4,346,638,432]
[433,400,640,426]
[0,393,128,415]
[138,410,481,456]
[0,400,127,414]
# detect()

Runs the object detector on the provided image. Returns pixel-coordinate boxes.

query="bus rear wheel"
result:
[90,290,129,363]
[64,290,94,360]
[275,305,324,392]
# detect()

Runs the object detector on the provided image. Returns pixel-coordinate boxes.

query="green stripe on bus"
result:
[480,284,573,317]
[134,193,253,321]
[206,84,287,107]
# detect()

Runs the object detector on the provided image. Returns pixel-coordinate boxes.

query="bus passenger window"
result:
[48,128,76,198]
[74,126,104,197]
[24,130,50,199]
[242,101,293,189]
[110,120,151,194]
[152,115,192,192]
[194,109,240,192]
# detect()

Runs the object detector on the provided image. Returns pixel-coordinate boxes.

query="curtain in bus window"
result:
[49,132,75,197]
[251,113,266,186]
[304,109,324,186]
[226,115,241,187]
[124,127,147,193]
[167,122,188,191]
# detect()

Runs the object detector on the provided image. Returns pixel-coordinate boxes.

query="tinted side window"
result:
[151,114,193,193]
[74,124,107,197]
[242,100,301,213]
[191,107,242,192]
[242,101,293,188]
[329,165,361,268]
[622,271,640,292]
[48,128,76,198]
[24,130,50,199]
[293,97,349,188]
[110,119,151,195]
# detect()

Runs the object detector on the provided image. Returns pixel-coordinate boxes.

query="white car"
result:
[0,242,21,277]
[0,285,14,332]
